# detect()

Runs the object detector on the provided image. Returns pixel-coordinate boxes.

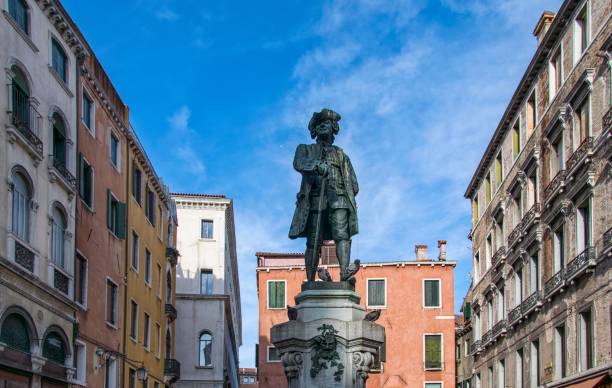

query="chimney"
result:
[438,240,447,261]
[415,244,428,261]
[533,11,556,45]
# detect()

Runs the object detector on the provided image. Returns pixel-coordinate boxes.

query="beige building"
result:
[457,0,611,387]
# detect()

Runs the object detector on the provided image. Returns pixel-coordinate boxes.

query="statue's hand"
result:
[315,161,330,176]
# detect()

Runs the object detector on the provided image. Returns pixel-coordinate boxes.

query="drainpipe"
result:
[121,119,130,386]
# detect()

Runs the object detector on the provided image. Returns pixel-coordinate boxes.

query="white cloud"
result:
[155,6,180,22]
[166,106,206,178]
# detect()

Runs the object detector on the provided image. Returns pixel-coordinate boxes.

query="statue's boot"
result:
[337,240,351,280]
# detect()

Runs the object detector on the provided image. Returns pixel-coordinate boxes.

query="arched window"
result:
[11,171,31,241]
[52,112,67,167]
[10,65,31,131]
[51,206,66,268]
[0,313,30,353]
[42,331,66,364]
[199,332,212,367]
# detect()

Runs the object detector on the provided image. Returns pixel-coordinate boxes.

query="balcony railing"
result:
[50,156,77,191]
[492,320,507,339]
[604,106,612,130]
[166,247,179,266]
[521,291,541,316]
[164,358,181,383]
[8,84,43,156]
[53,268,69,295]
[470,340,481,355]
[604,228,612,254]
[565,247,596,284]
[566,137,594,173]
[522,203,540,230]
[14,240,34,272]
[543,170,566,204]
[508,223,522,247]
[482,330,492,346]
[491,246,506,267]
[165,303,177,321]
[508,305,522,324]
[544,270,565,299]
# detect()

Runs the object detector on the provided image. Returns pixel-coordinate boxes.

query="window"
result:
[78,154,94,208]
[515,268,523,305]
[423,279,440,308]
[132,163,142,205]
[367,279,386,308]
[554,324,567,379]
[144,249,152,285]
[51,38,67,83]
[199,332,213,366]
[474,252,480,281]
[82,91,93,130]
[106,279,118,326]
[531,340,540,388]
[498,359,505,388]
[529,254,539,293]
[486,235,492,269]
[8,0,28,33]
[74,341,86,384]
[516,348,524,388]
[201,220,213,239]
[487,299,493,330]
[52,113,67,167]
[488,366,493,388]
[107,190,126,238]
[578,309,594,371]
[456,343,461,361]
[145,187,156,225]
[495,153,503,186]
[50,206,66,268]
[128,368,136,388]
[267,280,286,309]
[105,357,116,388]
[424,334,442,370]
[549,48,563,99]
[549,134,564,178]
[485,173,491,205]
[10,66,31,131]
[497,287,505,320]
[425,384,442,388]
[200,269,213,295]
[526,92,536,137]
[512,120,521,159]
[474,311,481,340]
[574,97,590,149]
[129,300,138,341]
[553,225,565,272]
[155,323,161,358]
[574,3,589,62]
[43,332,66,364]
[527,174,537,208]
[495,217,504,250]
[513,191,523,226]
[75,254,87,306]
[576,201,591,254]
[109,132,119,168]
[472,197,479,225]
[267,345,281,363]
[131,231,139,270]
[143,312,150,350]
[158,205,164,239]
[476,373,481,388]
[0,313,30,353]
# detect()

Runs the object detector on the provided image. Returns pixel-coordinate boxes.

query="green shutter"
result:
[277,282,285,308]
[465,302,471,320]
[116,201,126,239]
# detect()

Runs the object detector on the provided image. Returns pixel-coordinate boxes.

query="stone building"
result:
[256,242,456,388]
[172,193,242,388]
[239,368,258,387]
[457,0,611,387]
[0,0,86,386]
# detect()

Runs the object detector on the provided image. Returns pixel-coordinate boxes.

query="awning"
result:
[568,375,609,388]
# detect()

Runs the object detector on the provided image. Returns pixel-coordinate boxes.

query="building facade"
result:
[0,0,86,386]
[458,1,611,387]
[172,193,242,388]
[239,368,258,387]
[256,242,456,388]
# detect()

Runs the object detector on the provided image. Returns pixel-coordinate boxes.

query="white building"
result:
[0,0,87,386]
[173,193,242,388]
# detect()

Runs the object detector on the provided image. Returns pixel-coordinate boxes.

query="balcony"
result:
[566,137,594,176]
[165,303,177,321]
[544,270,565,300]
[565,247,596,284]
[14,240,35,272]
[469,340,481,355]
[508,305,522,325]
[164,358,181,384]
[481,330,492,347]
[521,291,541,316]
[49,156,77,194]
[603,228,612,256]
[166,247,179,266]
[6,85,43,162]
[491,247,506,268]
[522,203,541,231]
[53,268,70,295]
[507,223,522,248]
[543,170,566,205]
[604,106,612,130]
[492,320,507,340]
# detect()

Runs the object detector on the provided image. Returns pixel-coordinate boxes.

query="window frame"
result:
[573,1,590,65]
[366,278,387,309]
[131,230,139,272]
[423,382,443,388]
[145,186,156,226]
[79,154,95,210]
[8,0,30,35]
[155,322,161,359]
[267,345,282,363]
[73,339,87,385]
[423,333,444,371]
[512,119,521,160]
[143,311,151,351]
[11,170,32,242]
[129,299,138,341]
[423,278,441,308]
[200,219,214,239]
[105,277,119,329]
[109,129,120,170]
[578,307,594,371]
[50,36,68,84]
[199,331,213,367]
[107,189,124,238]
[82,88,95,134]
[200,269,214,295]
[74,251,88,308]
[132,162,142,206]
[144,248,152,286]
[548,45,564,101]
[266,279,287,310]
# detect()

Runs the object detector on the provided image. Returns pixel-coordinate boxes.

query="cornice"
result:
[80,64,126,131]
[35,0,88,60]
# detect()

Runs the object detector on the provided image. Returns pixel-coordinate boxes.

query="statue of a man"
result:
[289,108,359,282]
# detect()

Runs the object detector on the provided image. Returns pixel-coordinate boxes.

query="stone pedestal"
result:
[271,282,385,388]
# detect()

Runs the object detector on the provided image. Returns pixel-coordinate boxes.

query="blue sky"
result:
[63,0,563,368]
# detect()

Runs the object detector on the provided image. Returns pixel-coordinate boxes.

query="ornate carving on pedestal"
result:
[282,352,303,387]
[560,199,573,219]
[310,324,344,382]
[352,351,374,388]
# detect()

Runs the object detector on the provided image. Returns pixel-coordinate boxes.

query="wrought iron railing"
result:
[492,320,507,338]
[51,156,77,190]
[53,268,69,295]
[544,270,564,297]
[604,228,612,251]
[508,305,521,324]
[14,240,34,272]
[482,330,492,345]
[604,106,612,129]
[523,203,540,228]
[565,247,595,282]
[492,246,506,267]
[508,223,522,247]
[543,170,566,203]
[521,291,540,315]
[164,358,181,382]
[566,137,594,172]
[165,303,177,321]
[9,83,43,155]
[470,340,481,355]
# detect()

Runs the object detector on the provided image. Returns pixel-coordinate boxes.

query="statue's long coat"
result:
[289,143,359,239]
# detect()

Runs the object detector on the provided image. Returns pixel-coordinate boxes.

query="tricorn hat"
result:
[308,108,341,133]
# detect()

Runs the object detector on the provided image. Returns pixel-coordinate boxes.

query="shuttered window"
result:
[424,334,442,369]
[267,281,285,309]
[424,280,441,307]
[78,154,94,208]
[367,279,386,307]
[106,190,126,239]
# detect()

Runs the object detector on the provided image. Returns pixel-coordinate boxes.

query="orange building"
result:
[256,241,456,388]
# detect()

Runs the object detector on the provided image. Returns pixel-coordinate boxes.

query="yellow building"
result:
[123,126,179,388]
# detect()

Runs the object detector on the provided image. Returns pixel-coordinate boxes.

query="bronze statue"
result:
[289,109,359,282]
